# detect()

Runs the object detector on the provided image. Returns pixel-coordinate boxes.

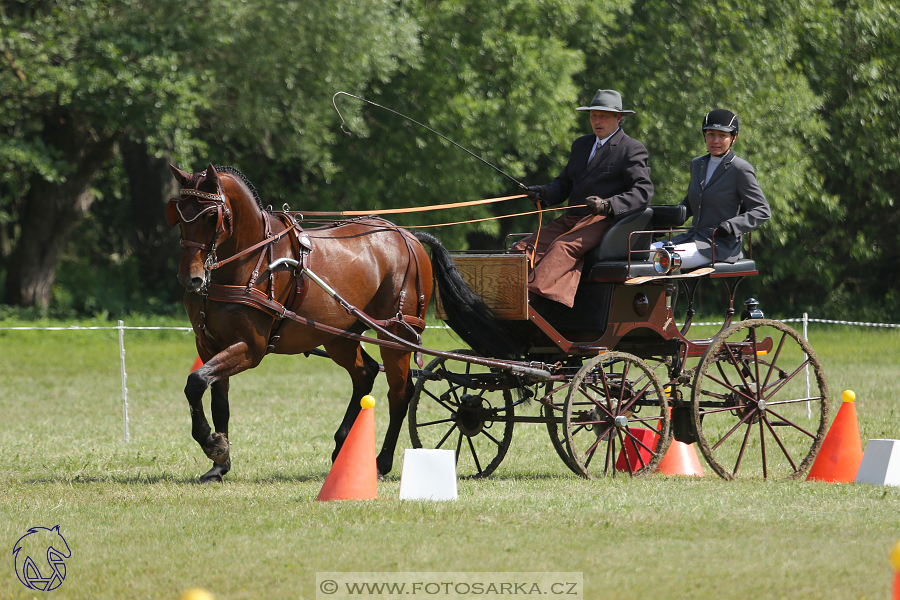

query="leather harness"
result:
[171,185,428,357]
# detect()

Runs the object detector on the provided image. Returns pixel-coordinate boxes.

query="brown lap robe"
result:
[511,213,611,308]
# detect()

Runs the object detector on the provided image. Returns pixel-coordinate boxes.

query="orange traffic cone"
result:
[656,440,705,476]
[191,355,204,372]
[316,395,378,501]
[891,540,900,600]
[615,429,657,472]
[807,390,863,483]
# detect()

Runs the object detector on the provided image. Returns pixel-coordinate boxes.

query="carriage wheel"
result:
[409,350,514,478]
[563,352,671,479]
[691,319,829,480]
[540,380,582,475]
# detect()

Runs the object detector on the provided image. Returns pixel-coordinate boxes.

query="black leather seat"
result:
[583,208,655,281]
[583,205,757,281]
[706,258,757,275]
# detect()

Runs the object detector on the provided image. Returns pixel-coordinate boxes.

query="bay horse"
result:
[166,163,519,482]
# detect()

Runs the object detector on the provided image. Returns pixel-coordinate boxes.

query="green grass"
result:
[0,319,899,599]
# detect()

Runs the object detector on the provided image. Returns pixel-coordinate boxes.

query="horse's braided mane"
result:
[214,165,263,210]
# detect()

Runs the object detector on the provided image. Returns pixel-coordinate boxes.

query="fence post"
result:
[803,312,811,419]
[118,320,130,442]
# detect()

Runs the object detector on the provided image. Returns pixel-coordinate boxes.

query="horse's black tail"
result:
[413,231,524,360]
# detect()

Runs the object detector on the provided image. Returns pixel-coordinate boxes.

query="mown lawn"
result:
[0,318,898,599]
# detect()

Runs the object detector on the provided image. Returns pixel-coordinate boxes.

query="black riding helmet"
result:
[702,109,739,136]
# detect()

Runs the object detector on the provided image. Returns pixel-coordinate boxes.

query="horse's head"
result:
[166,163,234,292]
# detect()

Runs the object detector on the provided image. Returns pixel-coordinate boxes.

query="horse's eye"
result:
[206,213,218,226]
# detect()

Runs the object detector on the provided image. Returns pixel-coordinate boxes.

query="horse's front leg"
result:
[185,343,250,482]
[199,378,232,483]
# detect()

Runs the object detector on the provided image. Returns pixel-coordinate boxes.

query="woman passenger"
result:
[653,109,770,269]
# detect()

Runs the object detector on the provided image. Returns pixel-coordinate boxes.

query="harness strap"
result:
[205,282,425,344]
[202,283,552,380]
[246,215,273,292]
[264,212,311,353]
[207,220,301,271]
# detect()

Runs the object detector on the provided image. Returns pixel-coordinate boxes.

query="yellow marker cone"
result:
[180,588,215,600]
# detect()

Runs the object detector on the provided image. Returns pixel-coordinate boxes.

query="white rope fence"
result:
[0,314,897,441]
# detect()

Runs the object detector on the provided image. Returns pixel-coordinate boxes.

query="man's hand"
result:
[585,196,612,216]
[524,185,546,205]
[714,223,732,239]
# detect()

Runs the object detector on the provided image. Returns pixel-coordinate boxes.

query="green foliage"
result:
[1,0,899,319]
[188,0,422,181]
[311,0,622,247]
[792,0,900,319]
[0,0,210,178]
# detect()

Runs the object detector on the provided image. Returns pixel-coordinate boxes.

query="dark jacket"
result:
[672,149,770,263]
[537,128,654,219]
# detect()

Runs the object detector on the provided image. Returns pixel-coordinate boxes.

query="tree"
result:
[599,0,833,316]
[0,0,422,311]
[0,0,207,308]
[306,0,627,249]
[148,0,423,214]
[796,0,900,318]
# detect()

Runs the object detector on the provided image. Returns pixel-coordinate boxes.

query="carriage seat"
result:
[583,206,663,281]
[584,204,758,281]
[703,258,757,275]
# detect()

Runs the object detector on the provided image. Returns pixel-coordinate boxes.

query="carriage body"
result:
[411,207,829,480]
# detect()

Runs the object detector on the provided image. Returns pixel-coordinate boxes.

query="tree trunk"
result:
[120,138,182,303]
[3,109,117,309]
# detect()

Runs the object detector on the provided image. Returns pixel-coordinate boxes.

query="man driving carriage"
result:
[512,89,654,308]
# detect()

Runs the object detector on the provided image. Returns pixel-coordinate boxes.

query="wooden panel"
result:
[435,254,528,321]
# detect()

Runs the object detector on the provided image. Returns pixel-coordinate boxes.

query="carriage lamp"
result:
[653,241,682,275]
[741,298,764,320]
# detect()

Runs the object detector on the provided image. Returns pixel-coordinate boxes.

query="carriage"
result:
[167,164,828,483]
[407,205,829,481]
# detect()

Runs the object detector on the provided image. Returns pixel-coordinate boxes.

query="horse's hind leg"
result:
[325,338,380,465]
[376,346,415,476]
[199,378,232,483]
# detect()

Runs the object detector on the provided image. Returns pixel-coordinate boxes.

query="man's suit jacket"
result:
[538,128,654,219]
[671,149,770,263]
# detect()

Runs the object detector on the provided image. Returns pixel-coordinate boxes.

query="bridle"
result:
[166,187,234,291]
[167,184,302,294]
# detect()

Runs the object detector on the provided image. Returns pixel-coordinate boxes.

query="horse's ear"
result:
[170,164,191,186]
[199,163,220,194]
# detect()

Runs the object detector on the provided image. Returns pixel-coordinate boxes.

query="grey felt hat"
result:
[576,89,635,115]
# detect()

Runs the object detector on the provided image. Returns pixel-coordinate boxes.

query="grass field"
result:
[0,317,899,599]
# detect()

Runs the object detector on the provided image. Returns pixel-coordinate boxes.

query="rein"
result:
[298,193,526,217]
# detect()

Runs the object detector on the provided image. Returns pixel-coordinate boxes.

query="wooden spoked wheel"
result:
[409,351,514,478]
[691,319,829,480]
[539,380,582,475]
[563,352,671,479]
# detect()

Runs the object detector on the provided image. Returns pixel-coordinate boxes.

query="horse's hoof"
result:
[199,471,222,484]
[199,459,231,483]
[202,432,231,465]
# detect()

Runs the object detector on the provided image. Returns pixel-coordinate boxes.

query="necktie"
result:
[586,140,603,170]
